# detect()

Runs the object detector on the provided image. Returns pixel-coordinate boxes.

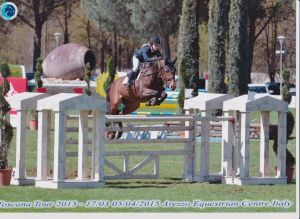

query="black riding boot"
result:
[126,70,137,88]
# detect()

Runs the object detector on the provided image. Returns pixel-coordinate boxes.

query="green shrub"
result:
[96,72,119,98]
[103,57,116,94]
[272,69,295,168]
[34,58,43,88]
[9,65,23,77]
[84,62,92,96]
[0,63,13,169]
[0,63,23,78]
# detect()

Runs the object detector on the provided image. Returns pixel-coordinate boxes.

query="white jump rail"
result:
[65,114,235,182]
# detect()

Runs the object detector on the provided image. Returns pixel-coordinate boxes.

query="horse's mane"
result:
[140,57,162,70]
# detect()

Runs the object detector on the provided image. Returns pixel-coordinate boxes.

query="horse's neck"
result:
[137,71,162,88]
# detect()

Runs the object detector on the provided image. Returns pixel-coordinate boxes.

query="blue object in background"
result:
[26,72,35,80]
[26,72,35,91]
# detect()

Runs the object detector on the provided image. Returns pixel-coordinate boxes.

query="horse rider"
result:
[125,36,162,89]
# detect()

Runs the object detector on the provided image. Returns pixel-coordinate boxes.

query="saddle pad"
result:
[122,77,129,85]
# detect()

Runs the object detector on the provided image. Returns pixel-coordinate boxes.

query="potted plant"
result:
[29,58,44,130]
[0,63,14,186]
[272,69,295,183]
[29,110,38,130]
[84,62,92,96]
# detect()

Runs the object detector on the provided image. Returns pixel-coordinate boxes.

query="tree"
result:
[72,10,109,72]
[55,0,80,44]
[128,0,182,60]
[81,0,134,71]
[0,20,12,61]
[177,58,188,110]
[247,0,280,83]
[263,1,295,82]
[199,24,208,74]
[227,0,249,95]
[207,0,229,94]
[177,0,200,92]
[14,0,64,71]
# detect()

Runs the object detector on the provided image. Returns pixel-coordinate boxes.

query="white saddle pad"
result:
[122,77,129,85]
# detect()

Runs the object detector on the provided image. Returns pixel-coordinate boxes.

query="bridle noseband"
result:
[158,63,175,83]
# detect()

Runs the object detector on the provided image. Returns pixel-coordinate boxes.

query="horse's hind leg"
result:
[107,101,122,139]
[115,122,123,139]
[114,101,140,139]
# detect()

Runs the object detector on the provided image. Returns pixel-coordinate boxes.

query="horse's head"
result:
[158,58,177,90]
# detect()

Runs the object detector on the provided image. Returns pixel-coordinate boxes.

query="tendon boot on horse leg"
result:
[155,90,168,106]
[146,97,158,106]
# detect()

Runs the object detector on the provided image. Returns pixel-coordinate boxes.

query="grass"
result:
[0,109,296,213]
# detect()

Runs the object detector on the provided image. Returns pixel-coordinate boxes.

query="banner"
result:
[0,77,27,127]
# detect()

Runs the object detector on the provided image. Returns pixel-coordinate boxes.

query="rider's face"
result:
[151,43,160,51]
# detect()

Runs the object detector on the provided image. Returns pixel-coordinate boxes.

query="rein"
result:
[141,61,161,78]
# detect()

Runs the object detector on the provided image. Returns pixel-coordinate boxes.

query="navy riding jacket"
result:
[134,45,162,62]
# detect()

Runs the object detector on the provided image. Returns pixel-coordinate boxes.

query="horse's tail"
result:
[106,85,111,102]
[105,85,111,113]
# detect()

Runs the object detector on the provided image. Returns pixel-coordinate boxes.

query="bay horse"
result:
[106,57,177,139]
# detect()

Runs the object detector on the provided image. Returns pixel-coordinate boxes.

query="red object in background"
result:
[36,87,47,93]
[0,77,27,94]
[73,87,83,94]
[204,73,208,80]
[0,77,27,116]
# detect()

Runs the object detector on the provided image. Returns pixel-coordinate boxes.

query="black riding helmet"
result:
[150,36,160,45]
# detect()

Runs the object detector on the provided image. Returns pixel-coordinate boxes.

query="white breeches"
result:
[132,56,140,72]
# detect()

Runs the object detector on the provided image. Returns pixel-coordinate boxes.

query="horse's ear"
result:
[163,54,169,64]
[171,57,177,65]
[165,59,170,65]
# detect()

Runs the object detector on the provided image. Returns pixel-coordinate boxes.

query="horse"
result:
[106,57,177,139]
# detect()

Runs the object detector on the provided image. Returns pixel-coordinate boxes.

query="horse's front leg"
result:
[146,97,158,106]
[145,91,167,106]
[155,90,167,106]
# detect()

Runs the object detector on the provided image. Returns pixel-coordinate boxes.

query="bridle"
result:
[157,62,176,83]
[140,59,175,84]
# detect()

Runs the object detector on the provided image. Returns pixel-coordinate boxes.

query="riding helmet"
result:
[150,36,161,44]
